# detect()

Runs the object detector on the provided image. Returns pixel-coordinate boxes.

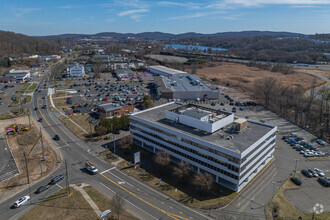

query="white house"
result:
[67,64,85,77]
[5,69,31,82]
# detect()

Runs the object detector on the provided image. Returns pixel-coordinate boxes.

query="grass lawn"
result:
[265,174,330,220]
[83,186,138,220]
[0,112,12,120]
[23,95,32,104]
[59,114,91,140]
[16,83,30,94]
[27,83,38,93]
[19,187,99,220]
[8,97,21,107]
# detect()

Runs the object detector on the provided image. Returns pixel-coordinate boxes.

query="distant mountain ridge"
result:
[39,31,305,40]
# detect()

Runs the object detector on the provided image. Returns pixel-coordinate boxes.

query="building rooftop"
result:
[132,102,275,154]
[161,74,213,92]
[148,65,186,75]
[97,103,122,112]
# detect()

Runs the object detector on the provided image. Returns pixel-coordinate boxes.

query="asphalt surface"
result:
[0,135,19,182]
[0,67,212,220]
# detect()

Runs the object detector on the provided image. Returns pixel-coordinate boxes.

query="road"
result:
[0,64,212,220]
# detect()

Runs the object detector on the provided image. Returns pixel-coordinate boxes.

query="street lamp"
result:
[294,159,299,177]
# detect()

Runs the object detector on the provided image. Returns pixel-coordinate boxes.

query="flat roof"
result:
[148,65,186,75]
[132,102,274,154]
[161,74,212,92]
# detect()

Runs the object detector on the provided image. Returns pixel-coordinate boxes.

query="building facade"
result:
[96,103,134,119]
[67,64,85,77]
[5,69,31,82]
[130,102,276,192]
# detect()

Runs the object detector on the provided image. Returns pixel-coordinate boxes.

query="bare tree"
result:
[119,136,132,154]
[173,161,191,185]
[154,151,171,167]
[253,77,278,107]
[193,172,213,195]
[112,193,125,220]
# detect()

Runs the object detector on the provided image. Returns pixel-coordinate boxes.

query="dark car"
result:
[42,105,46,109]
[318,177,330,187]
[35,107,38,111]
[50,175,64,185]
[36,185,50,193]
[290,177,302,186]
[113,130,121,134]
[301,169,313,178]
[53,134,60,141]
[39,118,43,122]
[211,102,216,106]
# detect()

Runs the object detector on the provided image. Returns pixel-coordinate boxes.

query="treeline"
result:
[254,77,330,139]
[95,115,130,136]
[174,35,330,64]
[0,30,60,57]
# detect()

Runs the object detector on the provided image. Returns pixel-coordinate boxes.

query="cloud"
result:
[13,8,42,18]
[209,0,330,8]
[168,11,225,20]
[157,1,201,9]
[105,18,115,23]
[118,9,148,16]
[115,0,149,9]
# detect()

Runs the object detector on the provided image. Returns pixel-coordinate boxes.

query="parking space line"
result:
[100,167,116,174]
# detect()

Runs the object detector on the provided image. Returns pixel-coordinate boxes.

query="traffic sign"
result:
[134,151,140,164]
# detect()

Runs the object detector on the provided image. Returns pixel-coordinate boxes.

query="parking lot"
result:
[0,135,19,182]
[0,84,26,115]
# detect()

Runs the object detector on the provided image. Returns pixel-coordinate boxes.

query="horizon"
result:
[0,0,329,36]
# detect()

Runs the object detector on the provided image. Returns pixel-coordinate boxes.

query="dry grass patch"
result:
[83,186,139,220]
[19,187,98,220]
[59,114,90,140]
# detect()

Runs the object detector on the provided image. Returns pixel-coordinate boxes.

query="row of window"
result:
[131,118,240,164]
[131,130,239,180]
[131,125,240,173]
[241,139,275,172]
[240,145,274,180]
[241,132,276,164]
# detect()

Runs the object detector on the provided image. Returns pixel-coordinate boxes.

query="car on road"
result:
[50,175,64,185]
[14,196,30,208]
[290,177,302,186]
[308,169,318,177]
[53,134,60,141]
[42,105,46,109]
[301,169,313,178]
[36,185,50,193]
[314,168,325,177]
[39,118,43,122]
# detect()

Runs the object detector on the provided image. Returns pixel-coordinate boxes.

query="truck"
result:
[85,162,98,174]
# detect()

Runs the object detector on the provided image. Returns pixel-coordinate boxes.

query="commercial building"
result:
[96,103,134,119]
[130,102,277,192]
[115,68,138,81]
[5,69,31,82]
[147,65,219,100]
[67,64,85,77]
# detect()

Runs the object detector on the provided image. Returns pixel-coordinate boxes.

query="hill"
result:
[0,30,60,57]
[40,31,304,41]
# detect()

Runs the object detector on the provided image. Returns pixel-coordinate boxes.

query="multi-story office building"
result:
[130,102,277,192]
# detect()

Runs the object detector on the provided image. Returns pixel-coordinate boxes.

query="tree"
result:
[94,125,107,136]
[119,136,132,154]
[253,77,278,107]
[193,172,213,196]
[143,95,154,109]
[112,193,125,220]
[154,151,171,167]
[173,161,191,185]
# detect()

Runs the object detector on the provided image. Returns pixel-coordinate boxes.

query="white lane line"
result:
[100,167,116,174]
[100,183,158,220]
[107,171,134,187]
[161,202,165,204]
[56,183,63,189]
[137,188,141,191]
[179,211,183,214]
[169,206,173,209]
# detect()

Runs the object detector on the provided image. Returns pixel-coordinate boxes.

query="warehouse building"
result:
[130,102,277,192]
[96,103,134,119]
[5,69,31,82]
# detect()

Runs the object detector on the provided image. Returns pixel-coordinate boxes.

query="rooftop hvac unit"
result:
[234,118,247,131]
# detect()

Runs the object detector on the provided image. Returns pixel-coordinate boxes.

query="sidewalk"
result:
[72,184,102,217]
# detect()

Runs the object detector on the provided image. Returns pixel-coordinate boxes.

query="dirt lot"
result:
[197,62,326,95]
[0,116,61,202]
[145,54,188,63]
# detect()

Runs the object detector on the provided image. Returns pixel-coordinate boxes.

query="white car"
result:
[314,168,325,177]
[14,196,30,208]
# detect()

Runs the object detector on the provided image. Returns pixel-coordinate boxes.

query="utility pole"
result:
[65,159,70,194]
[294,159,299,177]
[40,127,46,161]
[23,152,31,203]
[28,111,31,129]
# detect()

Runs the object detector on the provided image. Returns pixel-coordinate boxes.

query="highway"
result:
[0,65,212,220]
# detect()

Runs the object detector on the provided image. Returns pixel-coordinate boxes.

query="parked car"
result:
[316,139,325,146]
[36,185,50,193]
[13,196,30,208]
[301,169,313,178]
[318,177,330,187]
[314,168,325,177]
[39,118,43,122]
[290,177,302,186]
[50,175,64,185]
[308,169,318,177]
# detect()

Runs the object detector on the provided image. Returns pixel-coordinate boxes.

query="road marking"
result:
[118,181,125,185]
[101,173,189,220]
[106,171,134,187]
[161,202,165,204]
[100,167,116,174]
[170,206,173,209]
[180,212,183,214]
[100,183,158,220]
[137,188,141,191]
[56,183,63,189]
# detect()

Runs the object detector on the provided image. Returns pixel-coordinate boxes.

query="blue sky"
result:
[0,0,329,36]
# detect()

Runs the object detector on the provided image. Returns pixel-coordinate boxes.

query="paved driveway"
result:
[0,135,19,182]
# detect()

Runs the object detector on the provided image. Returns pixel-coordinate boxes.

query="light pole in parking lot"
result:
[294,159,299,177]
